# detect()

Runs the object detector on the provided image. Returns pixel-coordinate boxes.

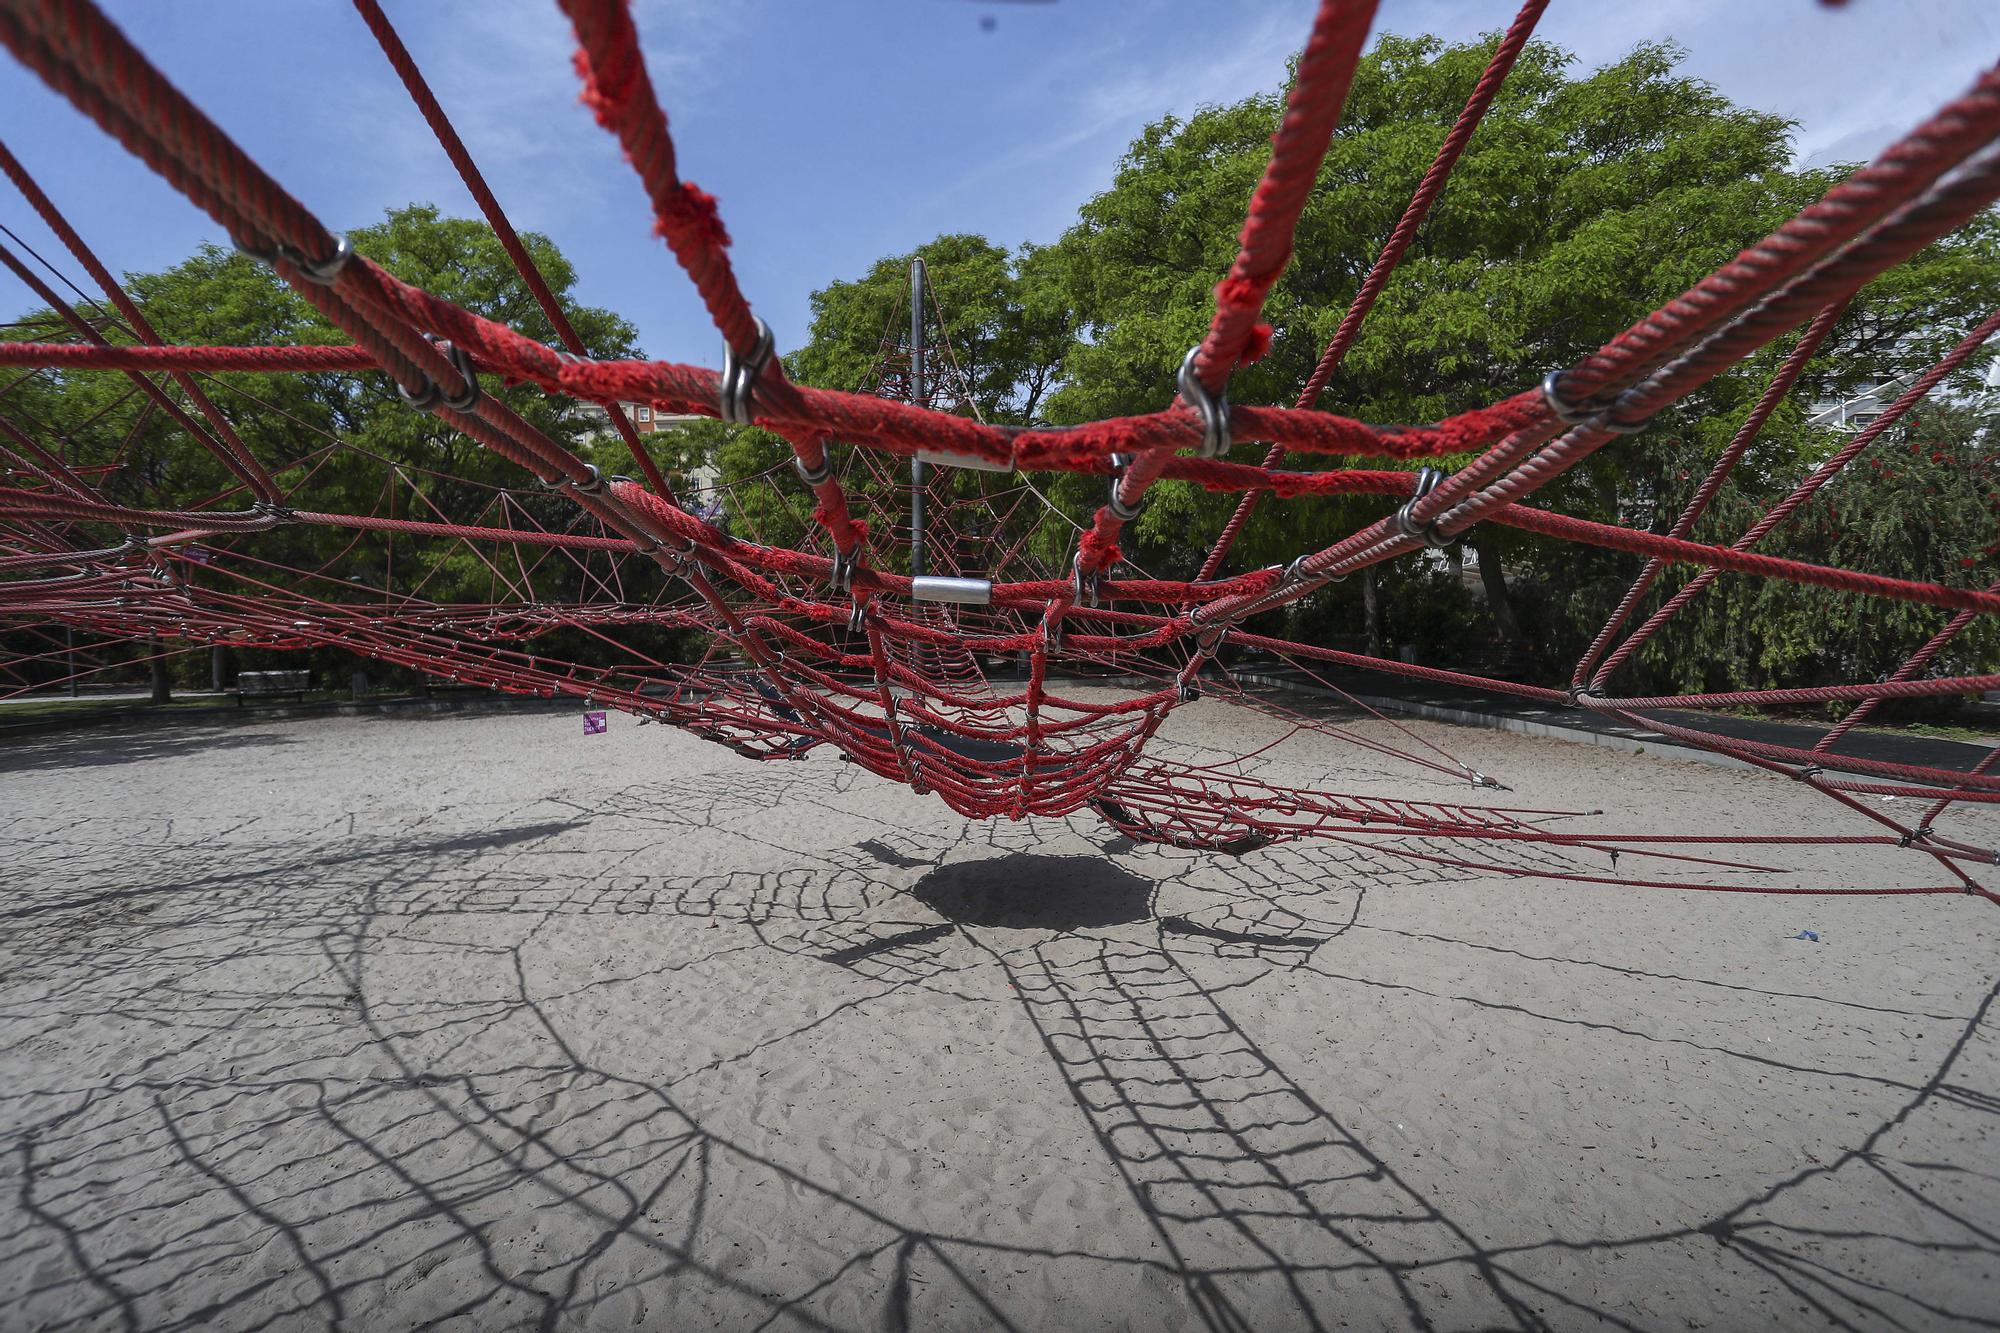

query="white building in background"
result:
[567,399,666,435]
[567,401,721,497]
[1806,340,2000,433]
[1807,371,1912,433]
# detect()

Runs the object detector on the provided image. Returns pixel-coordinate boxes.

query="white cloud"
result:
[8,0,1993,364]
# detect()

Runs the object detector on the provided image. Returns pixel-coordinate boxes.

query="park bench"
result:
[232,669,309,705]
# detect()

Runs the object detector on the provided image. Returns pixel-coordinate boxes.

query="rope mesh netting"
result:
[1,0,1996,898]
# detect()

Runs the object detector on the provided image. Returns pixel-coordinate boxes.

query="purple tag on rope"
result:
[583,710,607,735]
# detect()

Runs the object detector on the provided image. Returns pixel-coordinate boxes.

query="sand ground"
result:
[1,698,1996,1331]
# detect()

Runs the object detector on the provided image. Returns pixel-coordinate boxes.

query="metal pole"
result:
[66,625,76,697]
[908,255,927,578]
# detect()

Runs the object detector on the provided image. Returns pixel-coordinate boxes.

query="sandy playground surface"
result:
[1,697,1997,1331]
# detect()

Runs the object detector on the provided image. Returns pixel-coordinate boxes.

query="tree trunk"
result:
[1471,528,1524,643]
[148,637,171,704]
[1362,567,1383,658]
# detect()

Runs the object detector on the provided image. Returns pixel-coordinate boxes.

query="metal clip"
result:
[237,232,353,286]
[1177,347,1232,459]
[1545,368,1650,436]
[1541,368,1592,425]
[912,576,992,606]
[650,536,693,573]
[792,451,834,487]
[397,340,481,413]
[1598,410,1653,436]
[847,598,868,634]
[541,463,604,495]
[1393,466,1454,547]
[251,499,297,523]
[829,546,856,594]
[1106,476,1145,522]
[719,317,775,425]
[1073,556,1104,607]
[916,447,1012,473]
[1283,554,1324,587]
[1103,450,1146,520]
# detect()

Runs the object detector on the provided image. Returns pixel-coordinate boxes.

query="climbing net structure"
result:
[0,0,1996,897]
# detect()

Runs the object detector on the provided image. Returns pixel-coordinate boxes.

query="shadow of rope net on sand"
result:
[2,0,1999,1324]
[3,711,1996,1330]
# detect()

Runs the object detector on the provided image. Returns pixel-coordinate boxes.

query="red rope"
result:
[1197,0,1550,581]
[557,0,755,357]
[1569,297,1850,689]
[1590,305,2000,686]
[352,0,674,497]
[0,0,1993,894]
[1078,0,1381,582]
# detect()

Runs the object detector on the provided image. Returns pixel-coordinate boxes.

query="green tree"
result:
[716,234,1080,571]
[1028,31,2000,681]
[1595,397,2000,706]
[786,233,1073,425]
[4,204,656,687]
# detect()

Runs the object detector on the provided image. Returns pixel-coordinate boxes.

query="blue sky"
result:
[3,1,1995,365]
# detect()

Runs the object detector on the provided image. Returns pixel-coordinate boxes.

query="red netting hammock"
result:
[0,0,1995,899]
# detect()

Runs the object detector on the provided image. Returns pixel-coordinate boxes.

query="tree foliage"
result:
[12,39,1999,712]
[5,204,652,687]
[768,30,2000,705]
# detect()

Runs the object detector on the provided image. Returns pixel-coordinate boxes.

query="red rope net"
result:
[0,0,1995,897]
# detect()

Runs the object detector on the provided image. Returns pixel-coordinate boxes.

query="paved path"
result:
[1228,663,1996,777]
[7,667,1993,780]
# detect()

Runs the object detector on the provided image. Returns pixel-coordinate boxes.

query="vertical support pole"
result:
[386,469,399,603]
[147,635,170,704]
[909,255,928,578]
[66,625,76,697]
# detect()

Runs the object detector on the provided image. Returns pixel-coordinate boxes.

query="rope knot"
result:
[1077,527,1122,573]
[572,32,644,132]
[655,182,731,254]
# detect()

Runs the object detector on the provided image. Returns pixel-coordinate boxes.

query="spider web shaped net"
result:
[0,0,1996,898]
